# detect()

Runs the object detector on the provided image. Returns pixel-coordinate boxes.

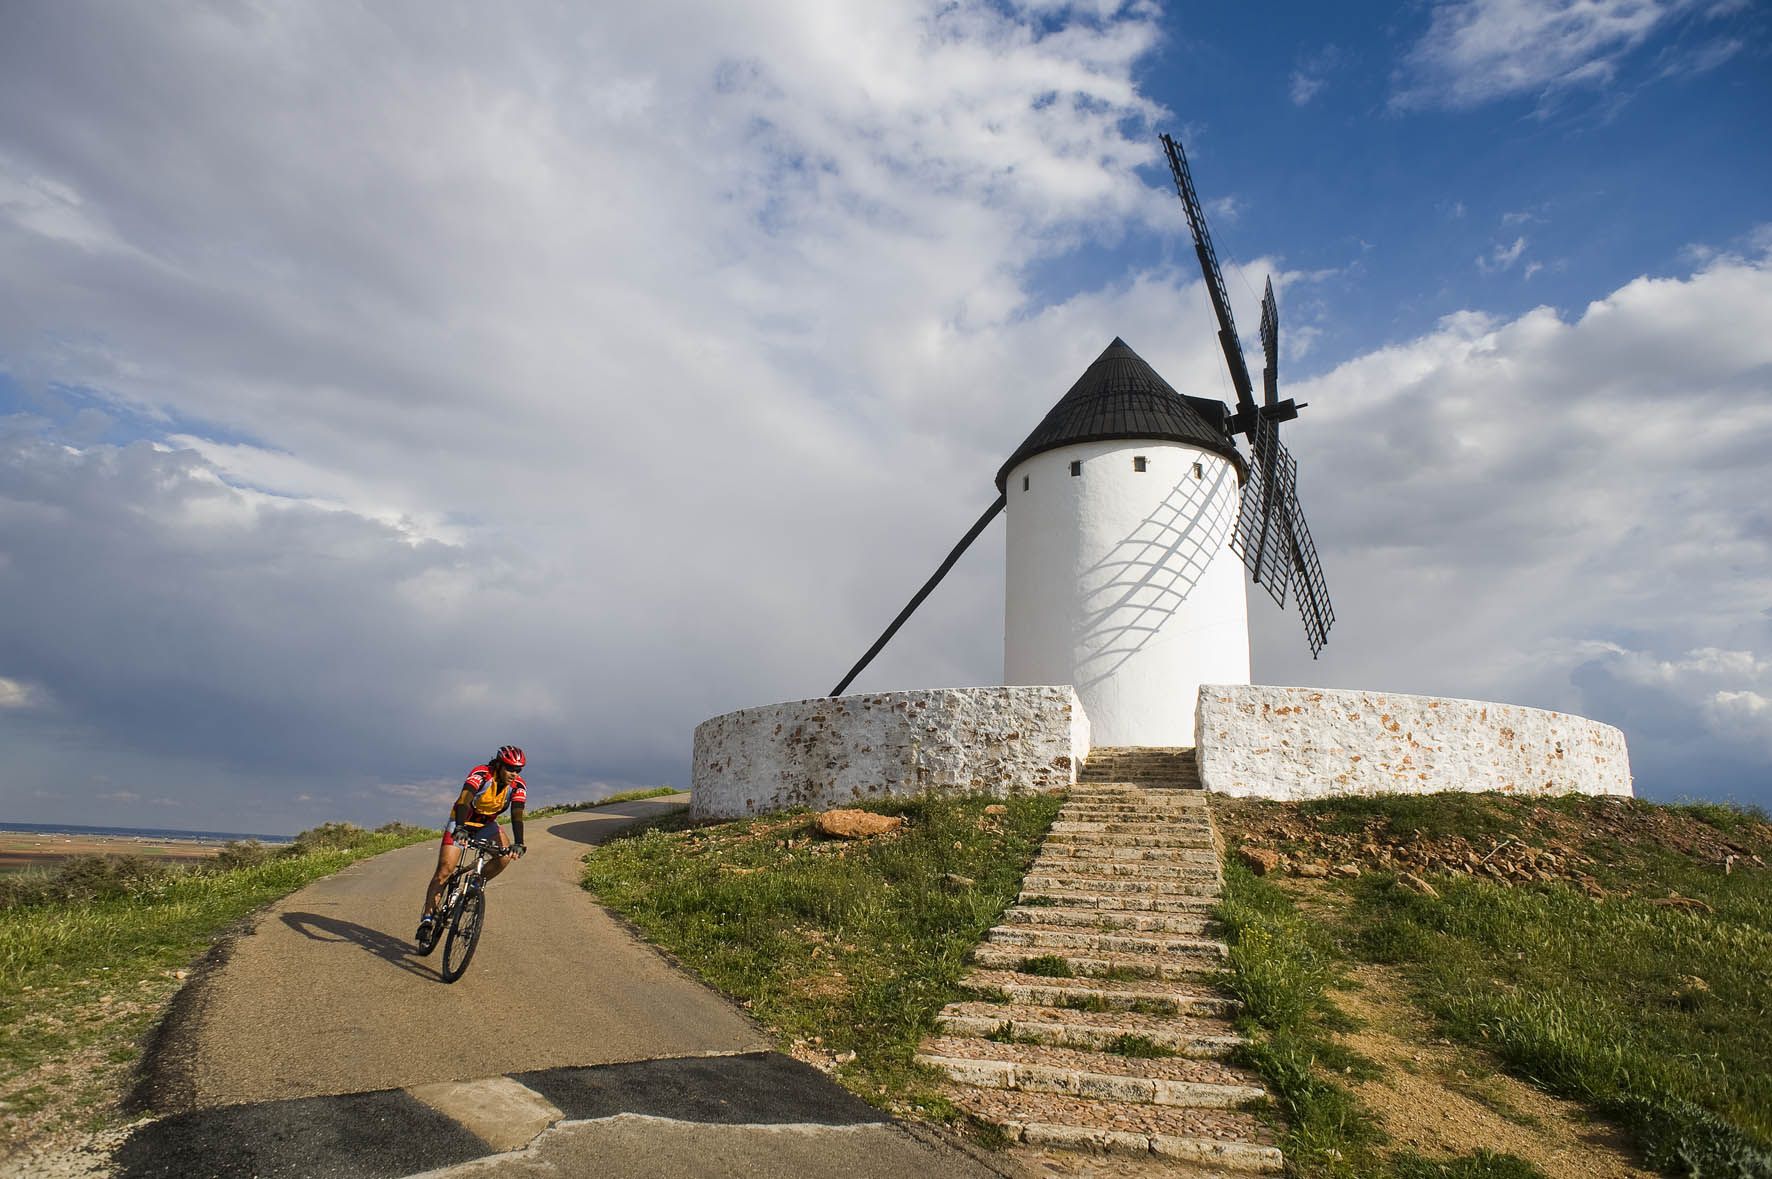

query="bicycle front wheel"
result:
[440,887,486,983]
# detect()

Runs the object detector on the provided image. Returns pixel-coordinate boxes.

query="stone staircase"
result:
[916,780,1282,1172]
[1078,746,1202,790]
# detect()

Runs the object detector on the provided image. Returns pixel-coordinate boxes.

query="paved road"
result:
[122,797,1017,1178]
[142,797,768,1110]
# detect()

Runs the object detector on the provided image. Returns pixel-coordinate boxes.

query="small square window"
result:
[1192,461,1204,480]
[1069,460,1081,477]
[1022,475,1029,491]
[1133,456,1147,473]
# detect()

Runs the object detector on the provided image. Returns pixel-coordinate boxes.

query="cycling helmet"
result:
[494,745,526,769]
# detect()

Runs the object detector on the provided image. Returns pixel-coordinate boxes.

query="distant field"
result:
[0,834,225,873]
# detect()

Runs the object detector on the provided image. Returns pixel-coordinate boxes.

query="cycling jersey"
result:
[454,764,527,821]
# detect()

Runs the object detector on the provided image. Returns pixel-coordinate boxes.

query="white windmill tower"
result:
[830,131,1333,750]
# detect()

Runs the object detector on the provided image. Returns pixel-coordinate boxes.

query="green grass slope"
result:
[580,792,1061,1125]
[1213,793,1772,1179]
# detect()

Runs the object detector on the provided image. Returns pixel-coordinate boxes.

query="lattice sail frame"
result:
[1231,418,1336,657]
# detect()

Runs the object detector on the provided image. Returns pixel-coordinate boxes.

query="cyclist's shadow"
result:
[281,911,441,981]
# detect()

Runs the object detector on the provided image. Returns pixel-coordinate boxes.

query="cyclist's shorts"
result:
[451,820,502,848]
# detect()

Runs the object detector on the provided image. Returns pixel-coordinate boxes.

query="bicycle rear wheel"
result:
[440,887,486,982]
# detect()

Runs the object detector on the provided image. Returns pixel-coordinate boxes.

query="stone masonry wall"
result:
[1196,685,1632,800]
[692,686,1090,820]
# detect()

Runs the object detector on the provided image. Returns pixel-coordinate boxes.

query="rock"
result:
[943,873,976,890]
[1239,847,1281,876]
[984,804,1007,815]
[834,1050,857,1064]
[1332,863,1362,878]
[1291,862,1330,879]
[815,809,905,839]
[1397,871,1439,898]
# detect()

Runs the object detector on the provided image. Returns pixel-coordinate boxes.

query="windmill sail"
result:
[1231,415,1294,605]
[1284,489,1334,658]
[1163,128,1334,657]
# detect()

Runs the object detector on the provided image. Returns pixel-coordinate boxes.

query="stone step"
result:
[960,969,1236,1017]
[933,1001,1243,1057]
[915,1052,1263,1109]
[1045,831,1215,849]
[1056,808,1211,823]
[920,1035,1254,1085]
[985,925,1228,960]
[1071,781,1203,794]
[1037,844,1219,864]
[1022,875,1220,898]
[1018,890,1218,912]
[1051,820,1214,835]
[1025,862,1221,884]
[1005,1120,1283,1173]
[1001,907,1215,935]
[970,945,1222,981]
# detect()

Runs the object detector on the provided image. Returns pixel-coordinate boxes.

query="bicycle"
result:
[415,831,514,982]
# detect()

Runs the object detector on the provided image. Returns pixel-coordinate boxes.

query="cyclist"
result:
[417,745,528,945]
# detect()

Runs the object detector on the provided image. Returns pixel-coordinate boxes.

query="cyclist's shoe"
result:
[415,914,439,953]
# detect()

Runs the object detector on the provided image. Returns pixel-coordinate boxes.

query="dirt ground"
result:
[1333,965,1657,1179]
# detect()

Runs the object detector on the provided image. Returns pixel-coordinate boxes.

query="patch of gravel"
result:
[949,1087,1276,1144]
[0,1118,143,1179]
[921,1036,1255,1086]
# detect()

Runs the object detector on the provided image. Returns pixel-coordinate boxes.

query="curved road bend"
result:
[144,796,768,1110]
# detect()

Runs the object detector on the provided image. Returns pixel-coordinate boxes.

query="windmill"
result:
[1160,132,1334,657]
[826,131,1334,739]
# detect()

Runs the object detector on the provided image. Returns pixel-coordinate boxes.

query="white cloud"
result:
[1289,44,1343,106]
[0,2,1768,827]
[1393,0,1700,110]
[1206,195,1242,224]
[1478,235,1529,272]
[1249,248,1772,803]
[0,676,39,708]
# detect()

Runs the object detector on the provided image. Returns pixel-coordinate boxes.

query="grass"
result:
[579,791,1061,1118]
[1349,868,1772,1176]
[1102,1033,1176,1058]
[1214,861,1385,1177]
[1216,792,1772,1179]
[1216,861,1555,1179]
[1017,954,1074,977]
[0,822,434,1152]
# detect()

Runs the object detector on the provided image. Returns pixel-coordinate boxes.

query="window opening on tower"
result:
[1022,475,1029,491]
[1069,460,1081,477]
[1133,456,1148,472]
[1193,461,1204,480]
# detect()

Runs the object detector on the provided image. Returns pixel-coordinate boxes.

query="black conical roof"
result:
[995,338,1243,491]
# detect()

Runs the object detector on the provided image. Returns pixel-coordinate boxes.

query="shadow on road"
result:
[281,911,439,981]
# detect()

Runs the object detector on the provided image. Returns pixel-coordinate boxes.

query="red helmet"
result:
[494,745,526,769]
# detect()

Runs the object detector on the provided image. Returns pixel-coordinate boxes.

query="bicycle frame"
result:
[440,839,498,912]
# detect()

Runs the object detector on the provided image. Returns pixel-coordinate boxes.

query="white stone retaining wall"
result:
[692,686,1091,819]
[1196,685,1632,800]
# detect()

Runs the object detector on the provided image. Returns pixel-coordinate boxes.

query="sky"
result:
[1,1,1767,833]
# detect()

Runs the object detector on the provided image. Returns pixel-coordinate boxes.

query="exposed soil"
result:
[1333,964,1657,1179]
[1211,795,1770,896]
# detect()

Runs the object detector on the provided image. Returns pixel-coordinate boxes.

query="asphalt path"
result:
[141,796,769,1111]
[122,796,1018,1178]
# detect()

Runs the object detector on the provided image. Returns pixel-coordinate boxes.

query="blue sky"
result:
[1,1,1768,831]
